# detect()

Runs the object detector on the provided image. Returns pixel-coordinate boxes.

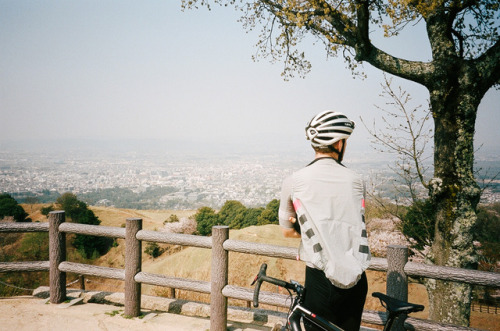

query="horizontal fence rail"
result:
[137,229,212,248]
[59,222,126,239]
[404,261,499,287]
[1,211,499,331]
[135,272,211,294]
[58,262,125,280]
[0,261,50,272]
[0,222,49,232]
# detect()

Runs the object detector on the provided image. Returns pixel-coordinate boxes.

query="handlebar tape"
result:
[252,263,293,307]
[252,264,267,307]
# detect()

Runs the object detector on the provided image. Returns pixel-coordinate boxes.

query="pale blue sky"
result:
[1,1,498,157]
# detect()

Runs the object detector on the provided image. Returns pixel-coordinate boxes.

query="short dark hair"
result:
[312,139,343,154]
[312,145,331,153]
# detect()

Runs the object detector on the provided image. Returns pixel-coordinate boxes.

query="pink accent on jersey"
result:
[293,199,302,211]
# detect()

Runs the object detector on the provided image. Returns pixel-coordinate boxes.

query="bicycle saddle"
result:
[372,292,424,314]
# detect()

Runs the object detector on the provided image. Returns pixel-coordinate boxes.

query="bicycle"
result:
[251,263,424,331]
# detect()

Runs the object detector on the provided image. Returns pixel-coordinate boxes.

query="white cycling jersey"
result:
[279,157,371,289]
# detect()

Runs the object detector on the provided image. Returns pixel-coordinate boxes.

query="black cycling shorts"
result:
[303,266,368,331]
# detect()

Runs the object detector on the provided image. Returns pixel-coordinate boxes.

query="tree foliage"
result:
[245,207,265,225]
[400,199,436,251]
[194,199,280,235]
[195,206,220,236]
[41,205,55,216]
[80,186,179,209]
[0,193,29,222]
[164,214,180,224]
[184,0,499,80]
[56,192,113,259]
[145,242,165,259]
[257,199,280,225]
[219,200,248,229]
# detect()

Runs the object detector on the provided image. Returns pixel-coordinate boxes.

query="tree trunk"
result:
[425,78,482,325]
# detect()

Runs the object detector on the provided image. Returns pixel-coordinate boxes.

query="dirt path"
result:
[0,295,274,331]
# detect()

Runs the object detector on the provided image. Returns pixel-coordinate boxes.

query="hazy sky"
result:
[1,1,498,156]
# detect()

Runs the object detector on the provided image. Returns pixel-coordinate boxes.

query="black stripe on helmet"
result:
[318,113,347,123]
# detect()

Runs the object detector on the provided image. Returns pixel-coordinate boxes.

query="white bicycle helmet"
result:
[305,110,355,147]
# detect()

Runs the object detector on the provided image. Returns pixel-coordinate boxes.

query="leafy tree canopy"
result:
[257,199,280,225]
[56,192,100,225]
[194,199,280,235]
[41,205,55,216]
[219,200,248,229]
[195,206,220,236]
[184,0,499,82]
[56,192,111,258]
[399,199,436,251]
[0,193,29,222]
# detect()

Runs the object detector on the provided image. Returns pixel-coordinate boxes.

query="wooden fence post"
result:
[386,245,408,331]
[49,211,66,304]
[79,275,85,290]
[211,226,229,331]
[125,218,142,317]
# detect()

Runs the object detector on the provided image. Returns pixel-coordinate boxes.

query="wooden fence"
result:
[1,210,500,331]
[471,302,499,314]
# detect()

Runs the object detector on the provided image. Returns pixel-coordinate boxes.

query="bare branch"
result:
[361,74,433,200]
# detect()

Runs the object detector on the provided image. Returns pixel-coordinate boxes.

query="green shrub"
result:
[145,242,164,258]
[399,199,435,250]
[40,205,54,216]
[0,193,29,222]
[195,206,219,236]
[56,192,113,259]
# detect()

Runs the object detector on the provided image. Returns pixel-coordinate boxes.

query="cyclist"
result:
[278,111,371,331]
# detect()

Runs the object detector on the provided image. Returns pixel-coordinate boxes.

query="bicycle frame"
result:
[252,263,424,331]
[252,263,342,331]
[287,300,343,331]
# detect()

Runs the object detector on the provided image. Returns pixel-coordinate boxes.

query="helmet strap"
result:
[327,140,346,163]
[338,140,346,163]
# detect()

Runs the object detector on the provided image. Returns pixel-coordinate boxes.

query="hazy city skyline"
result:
[1,1,499,157]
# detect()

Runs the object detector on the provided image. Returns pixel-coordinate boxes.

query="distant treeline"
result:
[79,186,179,209]
[194,199,280,236]
[10,186,191,210]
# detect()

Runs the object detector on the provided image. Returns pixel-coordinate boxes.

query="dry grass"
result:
[90,206,195,230]
[22,203,50,222]
[23,204,194,230]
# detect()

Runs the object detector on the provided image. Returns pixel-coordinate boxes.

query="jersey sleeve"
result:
[278,175,296,229]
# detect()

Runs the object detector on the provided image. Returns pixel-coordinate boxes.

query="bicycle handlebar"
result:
[251,263,293,308]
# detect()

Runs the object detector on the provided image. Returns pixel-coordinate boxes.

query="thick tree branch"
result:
[350,0,432,85]
[359,45,433,86]
[474,39,500,93]
[355,0,371,57]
